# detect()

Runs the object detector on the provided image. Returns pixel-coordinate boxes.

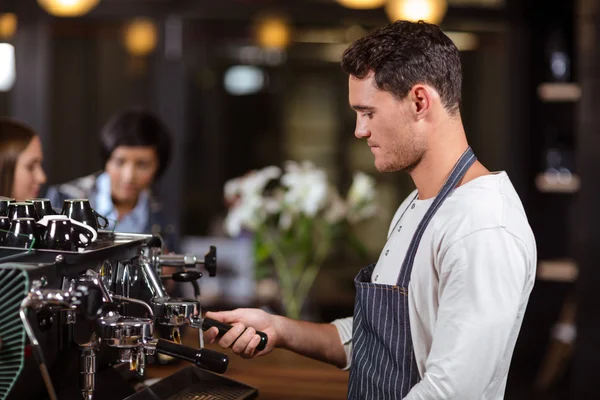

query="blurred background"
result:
[1,0,599,398]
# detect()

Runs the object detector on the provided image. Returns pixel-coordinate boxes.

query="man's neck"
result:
[409,120,488,199]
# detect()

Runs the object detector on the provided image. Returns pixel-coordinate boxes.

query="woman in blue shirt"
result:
[46,107,177,250]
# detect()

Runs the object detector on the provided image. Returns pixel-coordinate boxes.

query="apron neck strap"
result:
[396,147,477,286]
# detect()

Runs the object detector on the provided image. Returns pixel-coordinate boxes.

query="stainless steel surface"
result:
[117,261,132,298]
[158,253,198,267]
[3,227,226,400]
[151,297,200,326]
[79,334,100,400]
[99,315,154,348]
[65,309,76,324]
[119,349,132,363]
[25,288,77,308]
[84,269,113,302]
[112,295,154,317]
[139,255,169,299]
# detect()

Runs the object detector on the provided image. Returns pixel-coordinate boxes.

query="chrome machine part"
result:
[112,295,154,317]
[98,315,154,348]
[150,297,199,327]
[139,254,169,299]
[79,333,100,400]
[19,287,75,400]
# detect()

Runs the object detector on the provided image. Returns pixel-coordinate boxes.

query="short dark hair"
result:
[341,20,462,115]
[100,107,172,179]
[0,117,37,197]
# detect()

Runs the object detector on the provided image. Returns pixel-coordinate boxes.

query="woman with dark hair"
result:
[0,117,47,200]
[46,107,176,249]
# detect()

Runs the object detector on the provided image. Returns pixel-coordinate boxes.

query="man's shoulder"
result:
[432,172,533,247]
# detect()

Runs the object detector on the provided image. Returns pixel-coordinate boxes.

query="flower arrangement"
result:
[223,160,376,319]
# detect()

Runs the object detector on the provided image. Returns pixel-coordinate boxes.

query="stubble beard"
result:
[375,136,426,174]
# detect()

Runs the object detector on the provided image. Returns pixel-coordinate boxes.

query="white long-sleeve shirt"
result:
[332,171,536,399]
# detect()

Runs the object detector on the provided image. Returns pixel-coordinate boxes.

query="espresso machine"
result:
[0,222,266,400]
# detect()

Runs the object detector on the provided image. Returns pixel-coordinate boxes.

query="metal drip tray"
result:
[125,367,257,400]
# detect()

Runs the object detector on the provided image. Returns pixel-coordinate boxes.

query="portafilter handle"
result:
[202,318,268,352]
[153,339,229,374]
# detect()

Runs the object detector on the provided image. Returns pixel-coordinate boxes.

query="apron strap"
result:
[396,147,477,287]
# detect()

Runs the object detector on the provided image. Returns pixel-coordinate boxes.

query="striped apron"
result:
[347,147,476,399]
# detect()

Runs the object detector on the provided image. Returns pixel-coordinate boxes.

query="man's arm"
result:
[204,309,349,368]
[405,227,533,399]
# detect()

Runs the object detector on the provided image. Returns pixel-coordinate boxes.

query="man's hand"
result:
[205,308,348,368]
[204,308,281,359]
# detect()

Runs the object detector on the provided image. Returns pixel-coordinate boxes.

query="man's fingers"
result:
[204,327,219,344]
[232,327,256,355]
[218,322,245,348]
[241,334,262,359]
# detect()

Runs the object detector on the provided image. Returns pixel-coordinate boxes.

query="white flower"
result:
[224,165,281,202]
[223,161,377,237]
[224,176,244,202]
[279,210,294,230]
[223,195,265,236]
[324,187,347,224]
[347,172,377,222]
[281,161,328,217]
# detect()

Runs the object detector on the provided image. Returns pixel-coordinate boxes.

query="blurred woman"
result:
[0,117,47,200]
[46,107,177,250]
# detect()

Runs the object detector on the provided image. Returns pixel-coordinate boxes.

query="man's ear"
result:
[409,85,434,121]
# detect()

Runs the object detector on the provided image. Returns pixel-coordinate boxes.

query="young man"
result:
[204,20,536,399]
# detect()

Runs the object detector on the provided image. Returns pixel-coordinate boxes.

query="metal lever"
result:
[112,295,154,317]
[159,246,217,277]
[154,339,229,374]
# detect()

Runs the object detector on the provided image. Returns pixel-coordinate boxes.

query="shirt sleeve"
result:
[404,227,532,400]
[331,317,353,370]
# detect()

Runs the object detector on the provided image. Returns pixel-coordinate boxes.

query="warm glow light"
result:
[0,14,17,39]
[336,0,386,9]
[37,0,100,17]
[0,44,16,92]
[255,16,291,50]
[444,31,478,51]
[385,0,448,25]
[124,18,158,57]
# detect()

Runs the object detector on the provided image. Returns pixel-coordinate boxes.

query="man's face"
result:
[348,72,426,173]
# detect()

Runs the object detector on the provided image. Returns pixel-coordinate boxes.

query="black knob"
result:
[147,235,163,249]
[156,339,229,374]
[204,246,217,277]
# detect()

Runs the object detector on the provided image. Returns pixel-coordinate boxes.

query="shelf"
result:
[537,82,581,102]
[535,172,580,193]
[537,259,578,282]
